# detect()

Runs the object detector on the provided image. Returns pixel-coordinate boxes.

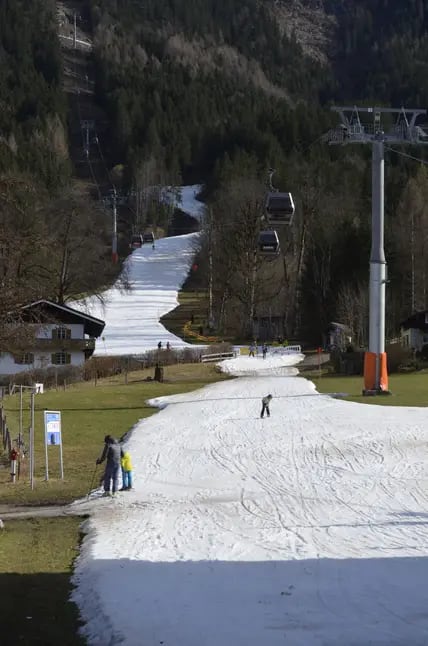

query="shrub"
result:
[385,343,413,373]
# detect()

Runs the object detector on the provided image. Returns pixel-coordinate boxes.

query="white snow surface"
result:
[77,233,199,355]
[74,185,205,355]
[177,184,205,220]
[161,184,205,220]
[73,354,428,646]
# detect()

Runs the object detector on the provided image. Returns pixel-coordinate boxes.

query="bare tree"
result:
[0,175,50,350]
[394,167,428,316]
[336,282,368,348]
[41,191,119,303]
[131,157,178,234]
[205,177,284,338]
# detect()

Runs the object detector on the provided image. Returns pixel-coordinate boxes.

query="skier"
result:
[96,435,123,497]
[260,394,272,418]
[158,341,162,350]
[120,449,133,491]
[262,344,268,359]
[249,343,256,357]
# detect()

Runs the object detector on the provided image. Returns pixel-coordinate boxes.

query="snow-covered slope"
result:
[176,184,205,220]
[72,355,428,646]
[77,185,204,355]
[81,233,198,356]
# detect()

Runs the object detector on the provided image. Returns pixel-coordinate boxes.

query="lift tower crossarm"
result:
[327,106,428,394]
[330,106,428,145]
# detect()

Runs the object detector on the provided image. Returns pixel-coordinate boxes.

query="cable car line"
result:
[384,146,428,167]
[93,128,116,191]
[72,48,102,201]
[76,98,102,201]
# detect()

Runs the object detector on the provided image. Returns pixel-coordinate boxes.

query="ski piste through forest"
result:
[71,189,428,646]
[4,1,428,642]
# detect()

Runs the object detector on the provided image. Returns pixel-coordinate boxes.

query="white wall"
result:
[401,328,426,351]
[0,351,85,376]
[36,323,85,339]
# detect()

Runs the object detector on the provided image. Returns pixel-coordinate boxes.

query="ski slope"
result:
[77,185,204,355]
[73,353,428,646]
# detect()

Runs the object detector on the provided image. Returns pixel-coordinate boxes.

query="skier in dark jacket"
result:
[96,435,124,496]
[260,394,272,418]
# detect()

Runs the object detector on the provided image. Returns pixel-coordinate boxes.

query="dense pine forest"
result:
[0,0,116,349]
[2,0,428,346]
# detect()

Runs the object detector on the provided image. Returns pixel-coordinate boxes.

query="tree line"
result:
[3,0,428,346]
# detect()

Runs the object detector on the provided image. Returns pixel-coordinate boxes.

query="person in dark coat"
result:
[96,435,124,496]
[260,394,272,418]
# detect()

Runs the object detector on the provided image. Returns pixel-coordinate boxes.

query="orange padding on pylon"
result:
[364,352,388,391]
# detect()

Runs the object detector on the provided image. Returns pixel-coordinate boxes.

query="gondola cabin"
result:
[265,192,295,225]
[142,232,155,244]
[258,230,280,256]
[130,234,143,249]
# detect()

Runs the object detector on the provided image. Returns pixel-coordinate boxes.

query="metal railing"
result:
[201,351,238,363]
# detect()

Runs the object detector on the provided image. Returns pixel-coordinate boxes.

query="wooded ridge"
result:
[2,0,428,345]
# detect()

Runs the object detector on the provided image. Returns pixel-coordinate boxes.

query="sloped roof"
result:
[21,300,105,338]
[328,321,353,333]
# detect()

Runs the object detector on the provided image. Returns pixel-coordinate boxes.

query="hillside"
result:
[0,0,119,343]
[0,0,68,188]
[2,0,428,345]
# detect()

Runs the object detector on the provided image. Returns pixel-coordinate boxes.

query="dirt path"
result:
[0,503,90,520]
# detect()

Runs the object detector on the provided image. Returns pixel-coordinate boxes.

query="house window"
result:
[52,326,71,340]
[14,353,34,365]
[51,352,71,365]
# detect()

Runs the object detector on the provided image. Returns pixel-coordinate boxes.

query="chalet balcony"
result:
[31,338,96,351]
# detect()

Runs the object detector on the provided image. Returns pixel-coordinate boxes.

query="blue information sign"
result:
[43,411,64,479]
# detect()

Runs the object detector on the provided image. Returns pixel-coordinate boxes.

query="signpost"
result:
[43,411,64,480]
[317,347,323,377]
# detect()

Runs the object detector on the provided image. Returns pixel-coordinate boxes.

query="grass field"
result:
[2,363,428,646]
[0,363,231,506]
[310,371,428,407]
[0,516,85,645]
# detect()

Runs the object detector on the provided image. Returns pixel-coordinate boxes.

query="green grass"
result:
[0,516,85,645]
[310,371,428,406]
[0,363,230,506]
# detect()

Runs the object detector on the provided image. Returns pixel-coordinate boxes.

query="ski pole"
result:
[87,463,99,499]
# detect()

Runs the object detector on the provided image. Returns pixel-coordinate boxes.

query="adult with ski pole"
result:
[86,462,100,499]
[96,435,124,497]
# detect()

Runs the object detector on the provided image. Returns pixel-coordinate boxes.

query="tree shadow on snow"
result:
[74,554,428,646]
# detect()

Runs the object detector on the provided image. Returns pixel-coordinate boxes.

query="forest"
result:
[0,0,119,350]
[2,0,428,345]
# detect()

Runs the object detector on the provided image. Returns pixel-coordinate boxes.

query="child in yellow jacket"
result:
[120,450,133,491]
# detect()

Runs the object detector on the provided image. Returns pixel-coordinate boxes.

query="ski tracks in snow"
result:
[74,364,428,645]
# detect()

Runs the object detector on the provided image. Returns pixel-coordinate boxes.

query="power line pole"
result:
[103,188,119,263]
[208,209,214,328]
[80,119,95,157]
[29,388,35,490]
[327,106,428,394]
[112,187,118,264]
